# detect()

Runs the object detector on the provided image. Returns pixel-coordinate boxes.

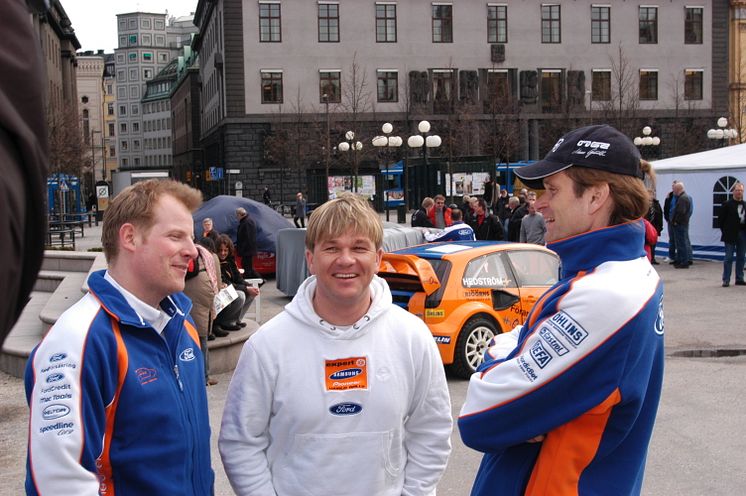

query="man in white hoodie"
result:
[219,194,452,496]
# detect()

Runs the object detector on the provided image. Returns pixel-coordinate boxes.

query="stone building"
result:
[192,0,729,205]
[76,51,106,187]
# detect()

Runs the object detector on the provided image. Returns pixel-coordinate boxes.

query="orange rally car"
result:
[378,241,560,378]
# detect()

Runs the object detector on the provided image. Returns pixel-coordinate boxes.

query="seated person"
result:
[425,209,476,242]
[215,234,259,331]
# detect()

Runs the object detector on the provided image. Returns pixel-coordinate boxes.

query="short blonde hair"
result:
[102,179,202,263]
[305,194,383,251]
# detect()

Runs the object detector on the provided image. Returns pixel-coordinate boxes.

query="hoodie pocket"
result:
[276,429,405,496]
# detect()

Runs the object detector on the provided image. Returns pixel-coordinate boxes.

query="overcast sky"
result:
[60,0,199,53]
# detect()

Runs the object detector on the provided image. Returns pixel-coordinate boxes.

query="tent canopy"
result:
[651,144,746,261]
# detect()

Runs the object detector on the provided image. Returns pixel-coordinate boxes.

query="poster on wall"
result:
[328,175,376,200]
[445,172,491,197]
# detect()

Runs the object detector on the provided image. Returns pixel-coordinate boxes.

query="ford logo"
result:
[49,353,67,363]
[46,373,65,384]
[329,403,363,416]
[329,368,362,380]
[42,404,71,421]
[179,348,196,362]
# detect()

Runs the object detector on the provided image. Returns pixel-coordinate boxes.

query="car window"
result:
[506,250,559,287]
[462,253,516,289]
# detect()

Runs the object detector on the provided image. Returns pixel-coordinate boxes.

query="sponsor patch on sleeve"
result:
[325,357,369,391]
[546,311,588,347]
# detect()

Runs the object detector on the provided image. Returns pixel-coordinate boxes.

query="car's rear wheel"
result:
[451,316,498,379]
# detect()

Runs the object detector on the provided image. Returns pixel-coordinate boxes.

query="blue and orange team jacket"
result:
[25,270,214,495]
[459,221,664,496]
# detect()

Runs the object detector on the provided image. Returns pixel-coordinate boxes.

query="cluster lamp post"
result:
[633,126,660,159]
[707,117,739,148]
[372,123,403,220]
[338,130,363,193]
[407,120,441,208]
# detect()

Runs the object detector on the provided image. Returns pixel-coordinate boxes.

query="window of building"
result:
[685,7,703,44]
[132,122,140,133]
[128,52,137,62]
[133,140,140,150]
[713,176,741,228]
[121,158,128,166]
[259,2,282,42]
[591,69,611,101]
[684,69,703,100]
[108,103,115,115]
[639,7,657,44]
[142,18,151,29]
[377,70,398,102]
[484,70,511,112]
[117,70,126,82]
[432,4,453,43]
[541,70,562,112]
[155,19,165,30]
[120,123,127,134]
[121,140,128,151]
[130,85,139,98]
[319,70,341,103]
[318,3,339,42]
[159,52,168,62]
[108,122,115,136]
[376,3,397,42]
[129,69,138,81]
[129,34,137,45]
[487,5,507,43]
[109,145,116,157]
[144,68,153,80]
[107,84,113,94]
[591,5,610,43]
[261,70,283,103]
[116,54,125,64]
[432,69,455,113]
[134,157,140,166]
[118,19,126,31]
[143,52,153,61]
[117,86,126,99]
[119,105,126,116]
[155,35,165,46]
[119,36,127,47]
[128,18,137,29]
[639,69,658,100]
[131,104,139,115]
[541,4,561,43]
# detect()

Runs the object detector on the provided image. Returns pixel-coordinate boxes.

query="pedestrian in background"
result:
[672,181,693,269]
[411,197,435,227]
[201,216,220,243]
[235,207,258,275]
[428,194,453,228]
[717,182,746,286]
[262,186,272,206]
[460,124,664,496]
[470,198,504,241]
[25,180,214,495]
[519,199,546,245]
[663,180,679,263]
[294,191,307,228]
[219,194,452,495]
[215,234,259,331]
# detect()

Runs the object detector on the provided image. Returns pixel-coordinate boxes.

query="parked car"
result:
[378,241,560,378]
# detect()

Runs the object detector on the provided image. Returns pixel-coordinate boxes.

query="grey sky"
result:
[59,0,197,53]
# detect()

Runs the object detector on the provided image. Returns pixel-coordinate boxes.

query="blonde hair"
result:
[565,167,649,225]
[305,194,383,250]
[102,179,202,263]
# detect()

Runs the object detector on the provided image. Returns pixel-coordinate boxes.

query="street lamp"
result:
[633,126,660,159]
[372,123,403,220]
[707,117,739,148]
[407,120,441,206]
[338,130,363,193]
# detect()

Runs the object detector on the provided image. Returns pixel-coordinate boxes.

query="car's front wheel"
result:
[451,316,499,379]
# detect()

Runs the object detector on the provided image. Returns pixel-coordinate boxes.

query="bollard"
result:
[397,205,406,224]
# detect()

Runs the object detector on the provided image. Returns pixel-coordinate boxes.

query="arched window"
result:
[712,176,741,228]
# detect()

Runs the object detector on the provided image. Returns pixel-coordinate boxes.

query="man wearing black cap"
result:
[459,125,664,496]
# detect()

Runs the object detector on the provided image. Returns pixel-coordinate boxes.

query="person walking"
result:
[219,194,452,495]
[717,182,746,286]
[293,191,307,228]
[647,191,664,264]
[235,207,258,276]
[262,186,272,206]
[411,197,435,227]
[470,198,504,241]
[459,125,664,496]
[25,180,214,495]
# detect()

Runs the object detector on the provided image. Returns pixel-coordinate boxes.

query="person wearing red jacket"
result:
[427,194,453,228]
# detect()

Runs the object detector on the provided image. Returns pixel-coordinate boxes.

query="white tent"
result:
[652,143,746,261]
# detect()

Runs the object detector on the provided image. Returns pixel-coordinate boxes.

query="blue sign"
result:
[209,167,224,180]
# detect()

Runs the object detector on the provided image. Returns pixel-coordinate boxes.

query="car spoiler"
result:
[378,254,441,295]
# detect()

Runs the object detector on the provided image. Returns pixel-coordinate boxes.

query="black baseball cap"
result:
[515,124,642,189]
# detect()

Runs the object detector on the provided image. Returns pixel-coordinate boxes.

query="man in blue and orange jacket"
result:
[459,125,664,496]
[25,179,214,495]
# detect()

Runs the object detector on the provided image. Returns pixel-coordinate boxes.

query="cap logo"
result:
[573,140,610,159]
[550,138,564,153]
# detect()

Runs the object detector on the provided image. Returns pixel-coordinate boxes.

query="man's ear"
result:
[587,183,611,215]
[119,223,138,255]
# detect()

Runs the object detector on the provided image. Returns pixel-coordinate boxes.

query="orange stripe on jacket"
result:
[525,388,622,496]
[184,321,201,350]
[97,321,129,496]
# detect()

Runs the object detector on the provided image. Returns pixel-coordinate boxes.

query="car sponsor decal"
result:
[462,276,510,288]
[547,311,588,347]
[329,402,363,416]
[654,300,664,336]
[529,340,553,369]
[39,421,74,435]
[463,289,490,299]
[517,355,538,382]
[433,335,451,345]
[40,392,72,404]
[136,367,158,385]
[325,357,368,391]
[45,373,65,384]
[425,244,471,254]
[425,309,445,318]
[49,352,67,363]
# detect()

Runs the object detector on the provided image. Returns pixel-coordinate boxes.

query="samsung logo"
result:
[329,403,363,416]
[179,348,196,362]
[329,368,362,380]
[49,353,67,363]
[46,373,65,384]
[42,404,71,421]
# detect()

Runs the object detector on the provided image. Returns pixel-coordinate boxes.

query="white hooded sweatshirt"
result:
[219,275,452,496]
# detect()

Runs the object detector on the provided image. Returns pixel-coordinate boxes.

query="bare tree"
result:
[48,102,86,177]
[597,44,640,134]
